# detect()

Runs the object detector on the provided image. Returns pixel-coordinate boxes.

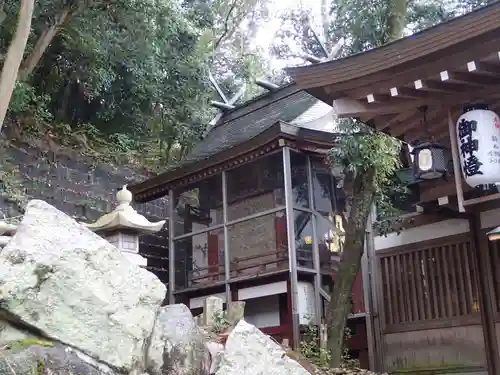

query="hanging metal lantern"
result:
[411,141,448,180]
[411,106,449,180]
[456,104,500,188]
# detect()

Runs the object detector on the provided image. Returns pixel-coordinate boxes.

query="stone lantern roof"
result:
[86,185,166,234]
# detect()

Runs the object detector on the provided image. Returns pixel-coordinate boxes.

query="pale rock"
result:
[146,304,210,375]
[226,302,245,325]
[0,342,118,375]
[206,341,224,374]
[0,200,166,371]
[0,319,29,346]
[215,320,311,375]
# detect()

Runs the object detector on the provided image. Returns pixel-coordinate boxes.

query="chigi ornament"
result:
[456,104,500,187]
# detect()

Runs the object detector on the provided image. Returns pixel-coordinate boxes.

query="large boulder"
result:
[0,341,118,375]
[215,320,310,375]
[0,319,29,346]
[0,200,166,372]
[147,304,211,375]
[206,341,224,374]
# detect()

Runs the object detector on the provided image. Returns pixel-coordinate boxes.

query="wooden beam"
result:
[332,97,413,116]
[387,110,426,136]
[415,79,469,92]
[379,87,500,140]
[401,107,447,141]
[464,193,500,207]
[418,177,472,204]
[365,93,415,106]
[338,83,500,119]
[440,70,500,86]
[448,109,466,212]
[467,61,500,75]
[390,86,431,99]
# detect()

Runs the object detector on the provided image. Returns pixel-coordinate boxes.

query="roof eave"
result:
[129,122,337,201]
[129,123,284,200]
[286,2,500,90]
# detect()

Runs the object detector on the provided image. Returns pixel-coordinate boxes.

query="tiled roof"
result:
[181,89,318,165]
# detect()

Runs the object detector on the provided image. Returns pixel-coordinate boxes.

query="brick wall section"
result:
[0,141,169,281]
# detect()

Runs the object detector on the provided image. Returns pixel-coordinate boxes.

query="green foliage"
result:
[0,0,273,170]
[10,337,54,349]
[328,119,401,188]
[300,325,330,367]
[33,359,45,375]
[328,0,496,56]
[186,0,274,101]
[8,82,53,127]
[271,0,495,66]
[299,324,359,369]
[327,119,404,235]
[211,310,231,333]
[0,147,28,215]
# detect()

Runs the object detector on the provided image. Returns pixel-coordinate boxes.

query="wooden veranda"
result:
[288,3,500,375]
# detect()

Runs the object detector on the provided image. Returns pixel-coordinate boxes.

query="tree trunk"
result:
[18,6,72,81]
[0,0,35,132]
[386,0,407,43]
[325,0,407,368]
[326,166,376,368]
[0,0,6,26]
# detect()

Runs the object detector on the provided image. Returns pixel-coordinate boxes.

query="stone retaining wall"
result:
[0,140,169,281]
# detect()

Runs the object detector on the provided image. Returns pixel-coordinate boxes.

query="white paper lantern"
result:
[456,105,500,187]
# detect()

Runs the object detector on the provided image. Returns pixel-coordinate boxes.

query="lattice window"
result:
[379,236,480,326]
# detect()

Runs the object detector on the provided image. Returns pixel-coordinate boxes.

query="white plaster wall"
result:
[374,218,470,250]
[291,102,337,133]
[244,294,281,328]
[480,207,500,229]
[189,292,227,309]
[298,281,316,324]
[238,281,287,300]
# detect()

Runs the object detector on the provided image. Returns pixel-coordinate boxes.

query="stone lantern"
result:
[86,185,166,267]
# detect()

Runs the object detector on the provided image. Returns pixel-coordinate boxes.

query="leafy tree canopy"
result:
[0,0,274,169]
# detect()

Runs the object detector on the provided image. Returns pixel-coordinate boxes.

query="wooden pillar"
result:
[363,206,383,371]
[168,189,175,304]
[470,214,499,375]
[286,278,295,349]
[222,171,232,310]
[283,146,300,349]
[306,155,322,326]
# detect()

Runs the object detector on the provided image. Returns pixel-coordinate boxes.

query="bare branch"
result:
[213,0,238,52]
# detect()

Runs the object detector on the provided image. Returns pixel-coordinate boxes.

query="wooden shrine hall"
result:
[129,83,371,366]
[287,2,500,375]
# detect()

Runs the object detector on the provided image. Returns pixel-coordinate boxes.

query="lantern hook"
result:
[418,105,432,140]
